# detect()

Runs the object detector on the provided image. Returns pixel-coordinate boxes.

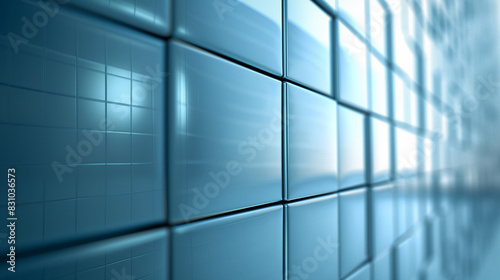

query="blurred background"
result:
[1,0,500,279]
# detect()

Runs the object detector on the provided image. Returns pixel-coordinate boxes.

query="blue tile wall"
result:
[0,2,166,252]
[340,188,369,278]
[338,105,367,189]
[174,0,282,75]
[68,0,171,36]
[0,228,169,280]
[286,0,332,94]
[171,206,283,280]
[167,41,282,223]
[286,82,338,199]
[287,195,339,280]
[1,0,497,279]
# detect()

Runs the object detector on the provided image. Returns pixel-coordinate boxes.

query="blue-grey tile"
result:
[106,194,132,229]
[106,165,132,195]
[131,191,156,225]
[44,199,77,242]
[372,184,395,254]
[107,133,131,163]
[44,94,76,128]
[8,87,44,126]
[340,188,368,278]
[345,264,371,280]
[78,100,105,130]
[77,165,106,197]
[77,129,106,164]
[287,195,339,280]
[77,196,106,236]
[132,107,153,134]
[12,203,44,252]
[287,83,338,199]
[172,206,283,280]
[338,22,368,109]
[373,252,391,280]
[287,0,332,94]
[395,234,418,280]
[371,117,390,183]
[78,68,105,100]
[0,229,168,280]
[168,41,282,223]
[45,59,76,96]
[107,103,131,132]
[174,0,282,75]
[338,106,366,189]
[132,134,154,163]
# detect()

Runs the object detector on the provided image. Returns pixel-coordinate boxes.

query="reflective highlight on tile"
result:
[172,206,283,280]
[287,83,338,199]
[286,0,332,94]
[174,0,283,75]
[167,41,282,223]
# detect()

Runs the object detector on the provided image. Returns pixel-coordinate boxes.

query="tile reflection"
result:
[174,0,282,75]
[287,83,338,199]
[287,0,332,94]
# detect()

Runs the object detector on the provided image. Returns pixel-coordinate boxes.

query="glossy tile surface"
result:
[345,263,371,280]
[372,184,395,254]
[338,22,369,109]
[174,0,282,75]
[0,229,169,280]
[370,54,388,117]
[172,206,283,280]
[340,188,368,278]
[0,3,166,251]
[286,0,332,94]
[371,117,391,183]
[287,195,339,280]
[167,41,282,223]
[287,83,338,199]
[69,0,171,36]
[338,106,366,189]
[373,252,391,280]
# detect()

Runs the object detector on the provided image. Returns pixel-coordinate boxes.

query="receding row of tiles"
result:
[1,187,466,280]
[166,41,426,223]
[0,0,422,249]
[4,0,394,108]
[0,31,419,253]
